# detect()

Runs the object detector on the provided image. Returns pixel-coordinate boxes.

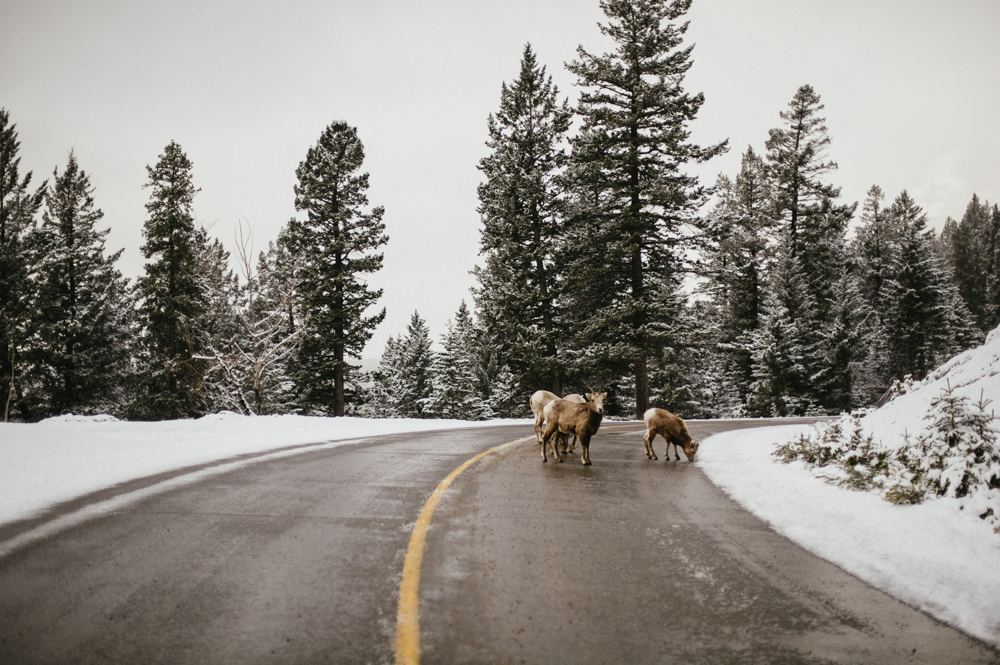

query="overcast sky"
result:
[2,0,998,358]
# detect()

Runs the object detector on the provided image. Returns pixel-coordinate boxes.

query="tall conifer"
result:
[475,44,573,396]
[135,141,207,418]
[288,122,387,416]
[26,152,133,417]
[565,0,726,418]
[0,109,45,421]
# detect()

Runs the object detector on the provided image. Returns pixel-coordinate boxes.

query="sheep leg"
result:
[643,430,658,460]
[668,439,681,461]
[534,413,544,444]
[581,435,592,466]
[541,425,563,463]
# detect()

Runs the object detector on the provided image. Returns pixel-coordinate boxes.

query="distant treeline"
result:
[2,0,997,422]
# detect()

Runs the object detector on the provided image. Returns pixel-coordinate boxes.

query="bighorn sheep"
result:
[545,393,587,454]
[541,389,606,465]
[643,407,698,461]
[530,390,559,444]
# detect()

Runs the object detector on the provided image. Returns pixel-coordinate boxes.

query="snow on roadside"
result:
[698,424,1000,648]
[696,328,1000,647]
[0,414,527,528]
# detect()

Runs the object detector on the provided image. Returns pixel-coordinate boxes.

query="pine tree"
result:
[252,225,307,413]
[135,141,207,419]
[763,85,856,410]
[396,311,435,418]
[426,301,492,420]
[947,194,996,333]
[746,248,824,417]
[288,122,387,416]
[851,185,902,403]
[883,191,975,381]
[24,152,134,418]
[765,84,842,260]
[365,334,405,418]
[474,44,573,396]
[703,147,775,404]
[565,0,727,418]
[193,229,242,413]
[0,109,46,421]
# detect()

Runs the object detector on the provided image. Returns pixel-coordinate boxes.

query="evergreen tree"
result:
[0,109,45,421]
[253,225,307,413]
[395,311,435,418]
[763,85,856,410]
[565,0,726,418]
[765,84,842,261]
[135,141,207,419]
[193,229,242,413]
[746,248,825,417]
[703,147,775,404]
[851,185,902,403]
[288,122,387,416]
[24,152,134,417]
[883,191,975,381]
[364,334,405,418]
[426,301,492,420]
[474,44,573,396]
[947,194,996,333]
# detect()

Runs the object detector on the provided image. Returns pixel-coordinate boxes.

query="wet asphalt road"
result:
[0,420,997,664]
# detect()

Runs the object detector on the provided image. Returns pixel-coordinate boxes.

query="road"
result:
[0,420,996,664]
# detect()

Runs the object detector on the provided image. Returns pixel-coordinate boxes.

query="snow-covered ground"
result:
[699,327,1000,648]
[3,326,1000,649]
[0,414,524,530]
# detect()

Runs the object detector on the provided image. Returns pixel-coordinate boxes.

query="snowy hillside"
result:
[699,327,1000,649]
[860,325,1000,451]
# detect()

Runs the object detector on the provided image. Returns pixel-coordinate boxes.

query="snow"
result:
[0,414,524,530]
[698,325,1000,648]
[698,425,1000,648]
[4,327,1000,648]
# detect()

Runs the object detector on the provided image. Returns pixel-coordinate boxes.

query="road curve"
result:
[0,420,996,664]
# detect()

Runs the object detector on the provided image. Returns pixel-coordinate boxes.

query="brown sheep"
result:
[529,390,559,444]
[554,393,587,453]
[643,407,698,462]
[541,389,606,465]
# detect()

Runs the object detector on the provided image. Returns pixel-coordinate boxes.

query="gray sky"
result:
[2,0,998,358]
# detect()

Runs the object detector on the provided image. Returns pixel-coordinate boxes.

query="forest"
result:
[2,0,998,423]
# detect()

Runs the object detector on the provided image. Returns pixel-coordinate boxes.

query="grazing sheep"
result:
[643,407,698,461]
[530,390,560,444]
[542,389,606,465]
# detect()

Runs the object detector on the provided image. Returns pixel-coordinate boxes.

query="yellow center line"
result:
[394,434,534,665]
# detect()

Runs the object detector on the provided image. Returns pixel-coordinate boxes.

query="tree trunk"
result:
[334,344,345,417]
[635,354,649,420]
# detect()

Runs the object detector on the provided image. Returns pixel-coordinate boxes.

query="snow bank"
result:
[860,326,1000,451]
[699,424,1000,648]
[0,414,526,527]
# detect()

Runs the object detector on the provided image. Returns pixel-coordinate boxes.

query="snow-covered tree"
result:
[24,152,134,418]
[426,301,492,420]
[364,334,405,418]
[135,141,208,419]
[943,194,999,333]
[474,44,573,396]
[192,228,243,413]
[702,147,776,405]
[883,191,977,381]
[564,0,727,418]
[0,108,46,421]
[287,122,387,416]
[746,249,824,417]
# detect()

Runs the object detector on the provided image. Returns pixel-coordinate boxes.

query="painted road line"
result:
[394,435,533,665]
